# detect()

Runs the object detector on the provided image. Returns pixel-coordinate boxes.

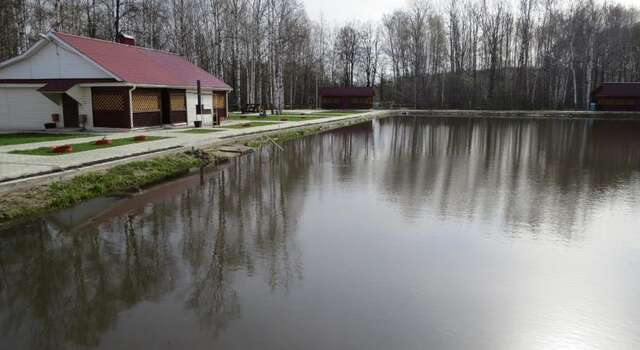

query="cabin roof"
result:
[319,87,375,97]
[51,32,231,90]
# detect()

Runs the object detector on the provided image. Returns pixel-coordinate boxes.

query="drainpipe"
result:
[129,85,137,128]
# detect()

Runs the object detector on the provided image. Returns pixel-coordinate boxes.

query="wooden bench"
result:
[241,104,260,114]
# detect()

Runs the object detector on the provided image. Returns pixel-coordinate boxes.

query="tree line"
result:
[1,0,639,111]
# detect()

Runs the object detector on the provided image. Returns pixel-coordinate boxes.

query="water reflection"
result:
[1,116,640,349]
[378,117,640,239]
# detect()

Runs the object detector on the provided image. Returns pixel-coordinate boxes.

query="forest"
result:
[1,0,639,111]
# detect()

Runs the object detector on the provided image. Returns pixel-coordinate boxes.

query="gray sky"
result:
[304,0,405,23]
[303,0,639,23]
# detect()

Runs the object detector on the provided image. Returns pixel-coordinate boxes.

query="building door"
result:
[62,94,79,128]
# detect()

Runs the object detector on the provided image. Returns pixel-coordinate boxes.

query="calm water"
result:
[1,117,640,350]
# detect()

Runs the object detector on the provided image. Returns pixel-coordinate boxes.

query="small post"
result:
[197,80,202,113]
[194,80,203,128]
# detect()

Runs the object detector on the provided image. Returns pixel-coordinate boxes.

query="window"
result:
[132,93,160,113]
[170,93,186,111]
[93,94,125,111]
[214,94,226,109]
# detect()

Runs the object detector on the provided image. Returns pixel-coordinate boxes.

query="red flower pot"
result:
[52,145,73,153]
[95,139,113,145]
[134,135,148,141]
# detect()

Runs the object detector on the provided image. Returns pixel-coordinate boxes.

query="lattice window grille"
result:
[133,94,160,113]
[213,94,226,109]
[170,94,186,111]
[93,94,125,111]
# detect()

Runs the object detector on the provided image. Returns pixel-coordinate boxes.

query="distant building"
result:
[319,87,374,110]
[0,31,231,130]
[591,83,640,111]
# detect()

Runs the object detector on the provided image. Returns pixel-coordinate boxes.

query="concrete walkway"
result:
[0,111,378,183]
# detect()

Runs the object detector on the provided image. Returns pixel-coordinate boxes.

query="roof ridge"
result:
[52,31,181,57]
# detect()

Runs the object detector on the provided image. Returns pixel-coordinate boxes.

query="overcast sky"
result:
[303,0,639,23]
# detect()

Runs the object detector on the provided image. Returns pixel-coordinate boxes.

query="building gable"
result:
[0,40,114,80]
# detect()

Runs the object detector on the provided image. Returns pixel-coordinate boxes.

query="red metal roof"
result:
[53,32,231,90]
[319,87,375,97]
[593,82,640,98]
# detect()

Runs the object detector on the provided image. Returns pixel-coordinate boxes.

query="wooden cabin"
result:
[0,31,231,130]
[591,83,640,112]
[319,87,375,110]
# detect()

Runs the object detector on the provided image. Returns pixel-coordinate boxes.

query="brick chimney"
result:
[116,33,135,46]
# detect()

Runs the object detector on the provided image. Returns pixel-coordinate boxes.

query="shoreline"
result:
[0,111,392,225]
[1,109,639,225]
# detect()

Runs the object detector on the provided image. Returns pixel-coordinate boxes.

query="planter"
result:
[194,120,203,128]
[280,118,288,121]
[95,139,113,145]
[44,123,57,129]
[52,145,73,154]
[134,135,148,142]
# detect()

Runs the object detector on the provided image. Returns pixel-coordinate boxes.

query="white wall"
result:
[0,87,62,130]
[186,91,214,126]
[69,86,94,129]
[0,41,111,79]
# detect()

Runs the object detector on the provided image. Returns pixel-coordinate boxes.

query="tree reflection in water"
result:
[1,116,640,349]
[0,139,308,348]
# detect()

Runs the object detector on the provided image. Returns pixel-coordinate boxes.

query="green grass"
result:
[0,133,93,146]
[228,115,327,122]
[217,122,278,129]
[10,136,167,156]
[228,111,362,122]
[178,128,224,134]
[0,153,206,223]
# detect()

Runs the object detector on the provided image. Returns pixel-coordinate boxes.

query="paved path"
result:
[0,112,377,182]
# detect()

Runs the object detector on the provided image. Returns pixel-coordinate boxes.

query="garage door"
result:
[0,87,60,130]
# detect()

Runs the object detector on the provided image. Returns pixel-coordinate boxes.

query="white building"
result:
[0,31,231,131]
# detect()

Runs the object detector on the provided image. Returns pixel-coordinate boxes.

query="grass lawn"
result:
[217,122,278,129]
[228,111,363,122]
[228,115,327,122]
[10,136,168,156]
[0,133,93,147]
[178,128,224,134]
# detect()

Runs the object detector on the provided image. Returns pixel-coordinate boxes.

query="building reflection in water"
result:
[0,116,639,349]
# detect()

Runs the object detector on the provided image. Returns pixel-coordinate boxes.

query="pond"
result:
[1,116,640,349]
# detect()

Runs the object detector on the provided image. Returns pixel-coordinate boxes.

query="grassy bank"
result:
[0,153,205,223]
[218,122,278,129]
[0,133,92,146]
[243,113,377,148]
[229,115,327,122]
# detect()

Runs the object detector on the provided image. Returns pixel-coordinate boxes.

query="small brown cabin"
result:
[319,87,375,110]
[591,83,640,111]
